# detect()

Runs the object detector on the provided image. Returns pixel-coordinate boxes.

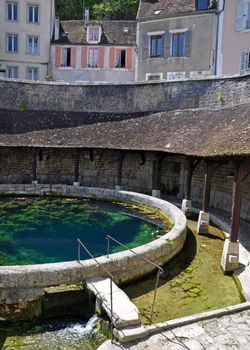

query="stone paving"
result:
[99,308,250,349]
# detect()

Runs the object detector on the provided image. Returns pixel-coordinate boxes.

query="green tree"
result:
[55,0,139,20]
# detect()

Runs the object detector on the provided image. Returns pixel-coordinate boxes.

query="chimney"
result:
[85,8,90,22]
[54,17,60,41]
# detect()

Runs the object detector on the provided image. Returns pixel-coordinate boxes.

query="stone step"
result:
[113,324,149,343]
[85,277,141,329]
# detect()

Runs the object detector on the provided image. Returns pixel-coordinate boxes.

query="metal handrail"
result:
[106,234,164,325]
[77,239,114,343]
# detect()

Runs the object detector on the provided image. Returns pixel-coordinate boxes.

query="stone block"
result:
[221,239,240,272]
[73,181,80,187]
[197,211,209,234]
[152,189,161,198]
[181,199,192,218]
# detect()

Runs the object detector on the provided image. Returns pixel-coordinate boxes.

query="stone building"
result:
[0,0,55,80]
[136,0,218,81]
[50,19,136,83]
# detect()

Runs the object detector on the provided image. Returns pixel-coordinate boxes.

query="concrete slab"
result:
[86,277,141,329]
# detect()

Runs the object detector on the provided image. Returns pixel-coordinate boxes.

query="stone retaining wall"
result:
[0,185,187,320]
[1,73,250,113]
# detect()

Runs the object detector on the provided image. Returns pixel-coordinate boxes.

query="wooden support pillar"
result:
[202,160,214,212]
[32,148,37,183]
[221,159,248,272]
[230,160,245,243]
[182,158,200,217]
[74,148,80,184]
[152,153,165,193]
[185,158,200,200]
[117,152,126,189]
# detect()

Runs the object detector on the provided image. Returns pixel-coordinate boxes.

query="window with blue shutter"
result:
[236,0,250,31]
[196,0,209,10]
[150,35,163,58]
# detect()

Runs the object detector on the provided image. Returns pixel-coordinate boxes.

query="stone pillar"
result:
[152,153,165,198]
[32,148,38,185]
[221,161,245,272]
[73,148,80,186]
[197,160,214,234]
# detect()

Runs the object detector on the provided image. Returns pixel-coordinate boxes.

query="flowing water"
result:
[1,314,109,350]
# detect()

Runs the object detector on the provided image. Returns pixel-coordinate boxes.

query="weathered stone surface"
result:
[86,277,140,329]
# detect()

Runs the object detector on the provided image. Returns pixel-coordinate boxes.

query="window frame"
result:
[87,26,101,44]
[27,3,40,24]
[6,1,18,21]
[62,47,72,67]
[7,66,18,79]
[26,67,39,81]
[27,35,39,55]
[115,49,126,68]
[150,35,163,58]
[6,33,18,53]
[88,47,99,68]
[171,32,186,58]
[196,0,210,11]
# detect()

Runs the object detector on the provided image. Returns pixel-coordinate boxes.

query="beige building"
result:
[0,0,55,80]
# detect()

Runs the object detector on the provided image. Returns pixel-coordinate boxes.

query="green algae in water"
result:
[0,197,172,265]
[2,315,109,350]
[124,220,245,324]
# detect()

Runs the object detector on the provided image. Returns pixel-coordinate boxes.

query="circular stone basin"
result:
[0,196,172,265]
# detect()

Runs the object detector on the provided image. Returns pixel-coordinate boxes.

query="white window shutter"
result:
[236,0,248,31]
[240,50,247,71]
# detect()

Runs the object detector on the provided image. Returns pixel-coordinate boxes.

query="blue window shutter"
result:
[161,33,165,57]
[236,0,248,31]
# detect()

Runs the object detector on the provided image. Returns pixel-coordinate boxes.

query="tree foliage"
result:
[55,0,139,20]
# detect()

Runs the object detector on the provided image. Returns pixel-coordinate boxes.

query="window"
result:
[7,66,18,78]
[62,47,71,66]
[116,49,126,68]
[87,26,101,43]
[236,0,250,31]
[196,0,209,10]
[7,2,18,21]
[26,67,39,80]
[27,35,39,54]
[28,4,39,23]
[240,50,250,71]
[88,48,98,68]
[171,33,185,57]
[6,34,18,52]
[150,35,163,57]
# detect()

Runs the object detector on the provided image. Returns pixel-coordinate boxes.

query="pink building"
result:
[51,19,136,83]
[217,0,250,75]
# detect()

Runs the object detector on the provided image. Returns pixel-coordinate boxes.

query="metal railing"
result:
[77,239,114,343]
[106,234,164,325]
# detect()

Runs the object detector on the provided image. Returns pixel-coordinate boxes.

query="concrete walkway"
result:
[98,307,250,349]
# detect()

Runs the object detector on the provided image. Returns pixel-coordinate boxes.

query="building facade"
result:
[216,0,250,75]
[136,0,217,81]
[0,0,55,81]
[51,19,136,83]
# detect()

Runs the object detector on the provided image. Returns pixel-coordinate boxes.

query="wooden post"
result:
[202,160,214,212]
[32,148,37,182]
[185,158,200,200]
[230,160,244,243]
[117,152,126,188]
[74,148,80,183]
[152,154,165,191]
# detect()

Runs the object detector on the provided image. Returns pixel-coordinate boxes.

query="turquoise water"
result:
[0,197,169,265]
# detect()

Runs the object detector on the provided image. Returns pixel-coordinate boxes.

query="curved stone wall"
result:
[0,185,187,320]
[1,73,250,113]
